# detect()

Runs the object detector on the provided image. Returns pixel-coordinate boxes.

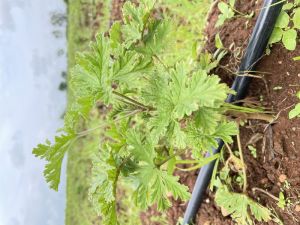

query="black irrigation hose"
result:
[182,0,284,224]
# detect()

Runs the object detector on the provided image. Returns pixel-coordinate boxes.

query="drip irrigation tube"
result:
[182,1,284,224]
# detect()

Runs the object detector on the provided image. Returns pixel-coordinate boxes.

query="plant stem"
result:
[156,148,186,167]
[228,111,275,123]
[77,124,106,137]
[224,142,235,156]
[229,5,248,17]
[237,132,247,193]
[153,54,169,71]
[112,91,155,111]
[252,187,279,201]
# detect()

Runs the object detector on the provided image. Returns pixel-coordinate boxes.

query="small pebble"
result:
[260,178,269,184]
[287,72,290,76]
[278,61,282,64]
[298,73,300,77]
[279,174,287,183]
[295,205,300,212]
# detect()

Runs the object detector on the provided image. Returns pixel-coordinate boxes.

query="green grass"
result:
[67,0,111,69]
[65,1,212,225]
[66,1,111,225]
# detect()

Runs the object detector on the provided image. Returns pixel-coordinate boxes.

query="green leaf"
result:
[282,29,297,51]
[269,27,283,45]
[68,34,111,132]
[215,33,224,49]
[168,121,187,149]
[89,146,119,225]
[214,121,238,143]
[167,147,176,175]
[194,107,222,134]
[122,2,144,47]
[126,130,155,164]
[293,7,300,29]
[282,3,293,11]
[138,20,173,56]
[33,132,76,190]
[110,22,122,49]
[216,2,234,27]
[112,50,152,84]
[289,103,300,119]
[170,63,230,119]
[275,11,290,28]
[122,1,155,48]
[293,56,300,61]
[277,192,286,209]
[216,14,227,27]
[215,184,272,225]
[229,0,236,7]
[187,121,238,157]
[148,110,172,143]
[218,2,230,15]
[134,166,190,211]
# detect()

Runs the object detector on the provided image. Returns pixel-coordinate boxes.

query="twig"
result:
[252,187,279,201]
[237,131,247,193]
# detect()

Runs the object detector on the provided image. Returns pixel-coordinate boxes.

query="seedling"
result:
[248,145,257,158]
[216,0,254,27]
[269,2,300,51]
[216,1,235,27]
[212,134,281,225]
[289,91,300,119]
[278,192,286,209]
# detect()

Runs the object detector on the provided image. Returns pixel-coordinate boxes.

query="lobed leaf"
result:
[33,133,76,191]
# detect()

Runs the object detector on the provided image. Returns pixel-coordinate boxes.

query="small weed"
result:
[278,192,286,210]
[216,0,254,27]
[289,91,300,119]
[269,1,300,51]
[212,134,281,225]
[247,145,257,158]
[283,180,292,190]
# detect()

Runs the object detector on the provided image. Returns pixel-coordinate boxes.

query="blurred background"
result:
[0,0,67,225]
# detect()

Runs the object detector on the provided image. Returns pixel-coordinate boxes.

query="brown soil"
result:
[110,0,125,25]
[141,0,300,224]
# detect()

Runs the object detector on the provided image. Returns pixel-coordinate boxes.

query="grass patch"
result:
[66,0,111,225]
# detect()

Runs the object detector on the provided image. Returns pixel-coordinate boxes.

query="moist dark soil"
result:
[141,0,300,224]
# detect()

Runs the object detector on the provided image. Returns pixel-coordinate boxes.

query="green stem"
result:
[113,158,129,196]
[237,132,247,193]
[156,148,186,167]
[228,4,248,17]
[112,91,155,111]
[153,54,169,71]
[77,124,106,137]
